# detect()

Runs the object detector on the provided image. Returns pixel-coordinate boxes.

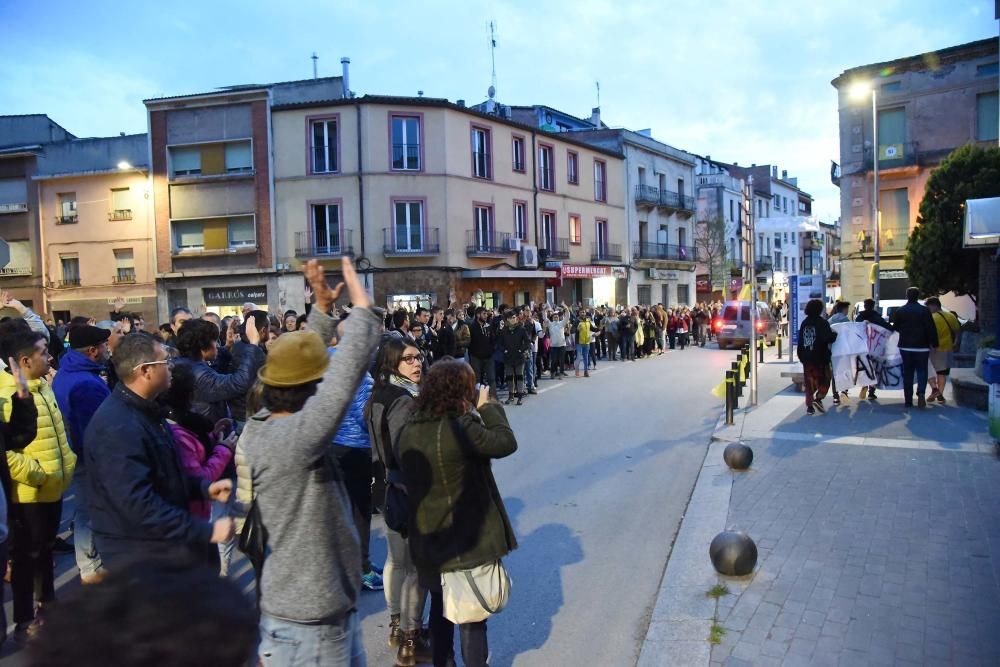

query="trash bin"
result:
[983,353,1000,441]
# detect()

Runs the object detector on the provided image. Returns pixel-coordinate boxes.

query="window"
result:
[567,151,579,184]
[637,166,646,186]
[877,107,906,159]
[729,200,734,221]
[393,200,424,251]
[677,178,685,196]
[881,81,902,94]
[114,249,135,283]
[638,285,652,305]
[782,196,788,213]
[791,257,797,273]
[58,192,77,221]
[171,146,201,176]
[60,255,80,285]
[976,92,999,142]
[513,201,528,240]
[677,226,686,249]
[174,221,204,250]
[977,62,999,77]
[594,160,607,202]
[225,141,253,173]
[391,115,421,170]
[569,214,582,244]
[783,256,789,272]
[783,232,788,243]
[310,119,338,173]
[228,217,256,248]
[539,144,554,191]
[541,211,556,249]
[512,135,526,172]
[757,199,762,218]
[473,205,493,249]
[596,219,609,256]
[471,126,491,179]
[312,203,342,254]
[773,194,780,209]
[880,187,910,250]
[109,188,131,217]
[677,284,690,306]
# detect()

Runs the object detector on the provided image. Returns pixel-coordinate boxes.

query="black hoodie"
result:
[797,315,837,365]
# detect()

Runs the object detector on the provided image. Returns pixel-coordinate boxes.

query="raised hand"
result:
[244,315,260,346]
[208,479,233,503]
[303,259,340,314]
[113,296,126,312]
[304,285,314,303]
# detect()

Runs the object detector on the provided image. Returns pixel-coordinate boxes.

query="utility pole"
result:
[748,174,758,406]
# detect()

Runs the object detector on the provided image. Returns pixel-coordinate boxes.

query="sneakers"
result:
[832,395,840,406]
[840,390,849,404]
[527,388,538,395]
[53,536,74,554]
[362,570,384,591]
[917,395,927,409]
[813,399,825,414]
[868,391,878,401]
[807,405,816,416]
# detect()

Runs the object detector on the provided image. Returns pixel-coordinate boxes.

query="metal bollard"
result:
[732,361,743,397]
[725,371,736,423]
[777,335,783,359]
[759,338,765,364]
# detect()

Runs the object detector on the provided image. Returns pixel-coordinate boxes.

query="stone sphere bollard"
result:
[709,530,758,576]
[723,443,754,470]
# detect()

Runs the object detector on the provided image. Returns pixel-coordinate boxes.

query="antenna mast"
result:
[596,81,601,107]
[312,52,318,79]
[489,21,498,93]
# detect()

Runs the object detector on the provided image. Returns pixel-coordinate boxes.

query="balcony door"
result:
[394,201,424,251]
[474,205,492,251]
[541,211,555,251]
[313,203,341,255]
[596,219,609,257]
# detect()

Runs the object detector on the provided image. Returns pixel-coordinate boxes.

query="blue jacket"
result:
[329,346,372,448]
[51,349,111,456]
[84,384,212,561]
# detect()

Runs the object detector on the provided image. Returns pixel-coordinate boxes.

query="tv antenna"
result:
[596,81,600,107]
[311,52,318,79]
[488,21,498,99]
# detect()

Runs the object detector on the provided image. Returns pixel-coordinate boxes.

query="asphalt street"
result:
[0,341,740,666]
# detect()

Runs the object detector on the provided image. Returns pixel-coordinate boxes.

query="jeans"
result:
[211,497,236,577]
[469,356,496,389]
[606,335,618,361]
[333,445,374,572]
[549,346,565,376]
[427,587,488,667]
[384,527,425,632]
[70,470,102,579]
[668,331,677,349]
[576,343,591,372]
[259,611,366,667]
[900,349,930,405]
[525,350,536,389]
[10,500,62,624]
[620,334,634,361]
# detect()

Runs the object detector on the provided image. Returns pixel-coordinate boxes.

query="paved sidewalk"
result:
[640,353,1000,666]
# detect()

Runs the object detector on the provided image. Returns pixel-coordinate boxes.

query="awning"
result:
[461,269,557,279]
[965,197,1000,247]
[755,216,822,233]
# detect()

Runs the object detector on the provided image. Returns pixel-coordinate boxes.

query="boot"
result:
[396,629,432,667]
[387,614,402,648]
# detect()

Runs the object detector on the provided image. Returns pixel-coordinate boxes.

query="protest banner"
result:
[831,321,902,390]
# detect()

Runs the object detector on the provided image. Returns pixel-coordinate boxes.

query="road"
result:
[1,342,738,666]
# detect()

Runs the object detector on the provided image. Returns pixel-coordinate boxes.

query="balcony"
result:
[171,246,258,258]
[634,184,660,208]
[0,266,31,276]
[295,229,355,258]
[592,242,622,263]
[466,230,513,257]
[863,142,920,170]
[754,257,774,273]
[113,269,137,284]
[56,215,78,225]
[539,236,570,260]
[697,173,742,191]
[108,209,133,221]
[633,242,697,263]
[383,227,440,257]
[0,203,28,215]
[391,143,421,171]
[56,278,81,288]
[658,191,696,215]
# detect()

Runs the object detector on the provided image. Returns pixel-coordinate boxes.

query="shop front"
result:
[549,264,627,307]
[202,285,268,318]
[460,269,555,311]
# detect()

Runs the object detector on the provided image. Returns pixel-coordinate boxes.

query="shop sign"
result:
[561,264,627,279]
[878,270,907,280]
[648,268,680,281]
[203,285,267,306]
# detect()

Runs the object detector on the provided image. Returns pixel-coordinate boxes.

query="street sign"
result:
[0,239,9,268]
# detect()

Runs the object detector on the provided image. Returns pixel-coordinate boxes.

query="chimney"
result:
[340,57,351,98]
[772,165,778,179]
[456,99,466,108]
[590,107,601,127]
[751,163,756,168]
[781,169,788,180]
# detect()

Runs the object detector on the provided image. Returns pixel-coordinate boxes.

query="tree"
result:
[695,215,728,295]
[906,144,1000,301]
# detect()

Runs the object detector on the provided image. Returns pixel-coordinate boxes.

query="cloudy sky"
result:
[2,0,996,221]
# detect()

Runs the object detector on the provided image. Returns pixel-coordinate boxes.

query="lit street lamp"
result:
[849,81,880,307]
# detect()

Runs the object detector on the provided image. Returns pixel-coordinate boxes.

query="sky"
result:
[2,0,997,222]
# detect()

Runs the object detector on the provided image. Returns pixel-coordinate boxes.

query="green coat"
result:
[399,402,518,573]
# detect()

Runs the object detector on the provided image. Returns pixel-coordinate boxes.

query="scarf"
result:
[389,374,420,397]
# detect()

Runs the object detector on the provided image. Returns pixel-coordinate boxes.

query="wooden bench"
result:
[780,371,805,392]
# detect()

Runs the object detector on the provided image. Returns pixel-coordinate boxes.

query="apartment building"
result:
[693,156,748,301]
[144,76,346,321]
[831,38,999,305]
[270,95,626,311]
[0,114,76,310]
[35,134,155,321]
[567,128,697,307]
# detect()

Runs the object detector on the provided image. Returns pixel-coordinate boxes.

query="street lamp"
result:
[849,81,879,307]
[117,161,132,170]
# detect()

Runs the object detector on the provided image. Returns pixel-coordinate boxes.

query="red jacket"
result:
[169,423,233,519]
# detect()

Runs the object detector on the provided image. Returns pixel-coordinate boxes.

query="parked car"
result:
[850,299,909,323]
[716,300,779,349]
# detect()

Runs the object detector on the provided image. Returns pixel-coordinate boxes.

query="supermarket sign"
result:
[561,264,627,279]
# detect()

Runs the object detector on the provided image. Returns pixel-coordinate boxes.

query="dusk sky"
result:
[3,0,997,222]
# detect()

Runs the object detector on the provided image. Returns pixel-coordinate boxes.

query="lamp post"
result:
[850,82,880,307]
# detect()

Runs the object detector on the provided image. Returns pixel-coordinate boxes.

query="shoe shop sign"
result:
[203,286,267,306]
[830,321,902,390]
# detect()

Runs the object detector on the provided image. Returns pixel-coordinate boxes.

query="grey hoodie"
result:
[241,306,381,623]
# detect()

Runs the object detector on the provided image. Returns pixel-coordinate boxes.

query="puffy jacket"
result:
[856,308,890,330]
[890,302,938,350]
[0,371,76,504]
[468,320,496,359]
[174,344,264,425]
[576,319,592,345]
[0,394,38,540]
[233,441,252,534]
[367,382,416,485]
[170,419,233,520]
[500,323,531,365]
[51,349,111,456]
[399,403,518,573]
[453,321,471,356]
[329,346,373,448]
[84,384,212,560]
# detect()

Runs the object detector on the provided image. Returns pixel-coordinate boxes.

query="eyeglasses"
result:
[401,354,425,364]
[133,358,174,373]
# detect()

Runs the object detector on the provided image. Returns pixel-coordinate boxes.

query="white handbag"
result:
[441,559,512,624]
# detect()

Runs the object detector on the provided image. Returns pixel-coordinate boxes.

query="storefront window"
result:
[387,293,432,313]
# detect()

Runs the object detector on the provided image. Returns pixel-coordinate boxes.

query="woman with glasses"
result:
[398,359,518,667]
[366,338,430,666]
